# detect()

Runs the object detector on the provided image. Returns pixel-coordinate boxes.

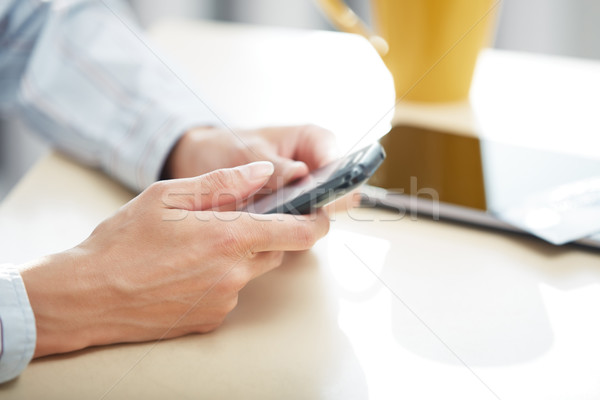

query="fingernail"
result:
[241,161,274,182]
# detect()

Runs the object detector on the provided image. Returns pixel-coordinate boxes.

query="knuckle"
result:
[219,217,271,255]
[218,222,250,257]
[146,180,169,197]
[269,251,285,268]
[211,268,250,299]
[225,270,250,293]
[225,295,239,313]
[209,169,236,190]
[251,221,273,250]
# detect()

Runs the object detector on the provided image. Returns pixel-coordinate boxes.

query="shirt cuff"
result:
[0,264,36,384]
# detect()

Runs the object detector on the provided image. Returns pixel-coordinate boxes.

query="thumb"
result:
[159,161,274,211]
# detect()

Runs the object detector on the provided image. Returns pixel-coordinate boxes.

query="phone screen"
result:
[246,144,384,214]
[247,159,343,214]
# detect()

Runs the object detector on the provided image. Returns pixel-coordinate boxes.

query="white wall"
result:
[495,0,600,59]
[127,0,370,30]
[128,0,215,26]
[127,0,600,60]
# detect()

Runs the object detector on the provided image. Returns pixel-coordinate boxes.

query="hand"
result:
[164,125,338,192]
[20,162,330,358]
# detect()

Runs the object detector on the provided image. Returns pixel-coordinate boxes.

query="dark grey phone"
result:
[246,142,386,214]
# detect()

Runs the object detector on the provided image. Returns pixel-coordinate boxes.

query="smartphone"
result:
[245,142,386,214]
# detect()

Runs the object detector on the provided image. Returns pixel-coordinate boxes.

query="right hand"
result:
[20,162,330,358]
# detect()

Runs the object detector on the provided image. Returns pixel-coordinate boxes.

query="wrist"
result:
[20,250,98,357]
[161,126,217,180]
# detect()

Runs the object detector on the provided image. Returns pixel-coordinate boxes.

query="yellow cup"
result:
[317,0,500,102]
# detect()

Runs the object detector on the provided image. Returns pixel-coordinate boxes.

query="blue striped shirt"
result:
[0,0,221,191]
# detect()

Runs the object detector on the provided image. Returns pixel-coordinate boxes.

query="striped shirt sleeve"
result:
[0,264,36,384]
[1,0,222,192]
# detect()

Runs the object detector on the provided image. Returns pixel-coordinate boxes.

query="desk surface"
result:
[1,20,600,400]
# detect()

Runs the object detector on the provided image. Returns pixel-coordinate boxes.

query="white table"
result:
[1,20,600,400]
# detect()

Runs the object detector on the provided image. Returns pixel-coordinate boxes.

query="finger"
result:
[257,125,338,171]
[158,162,274,211]
[247,250,285,279]
[291,125,338,170]
[221,208,330,253]
[265,153,309,190]
[323,188,362,214]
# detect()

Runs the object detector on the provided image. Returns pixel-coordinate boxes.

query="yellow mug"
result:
[317,0,500,102]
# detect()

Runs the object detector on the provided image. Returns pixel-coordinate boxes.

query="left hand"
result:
[163,125,338,192]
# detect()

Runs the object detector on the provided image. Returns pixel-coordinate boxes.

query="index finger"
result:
[232,209,331,252]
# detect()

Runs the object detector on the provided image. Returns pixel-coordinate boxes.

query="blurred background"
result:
[1,0,599,200]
